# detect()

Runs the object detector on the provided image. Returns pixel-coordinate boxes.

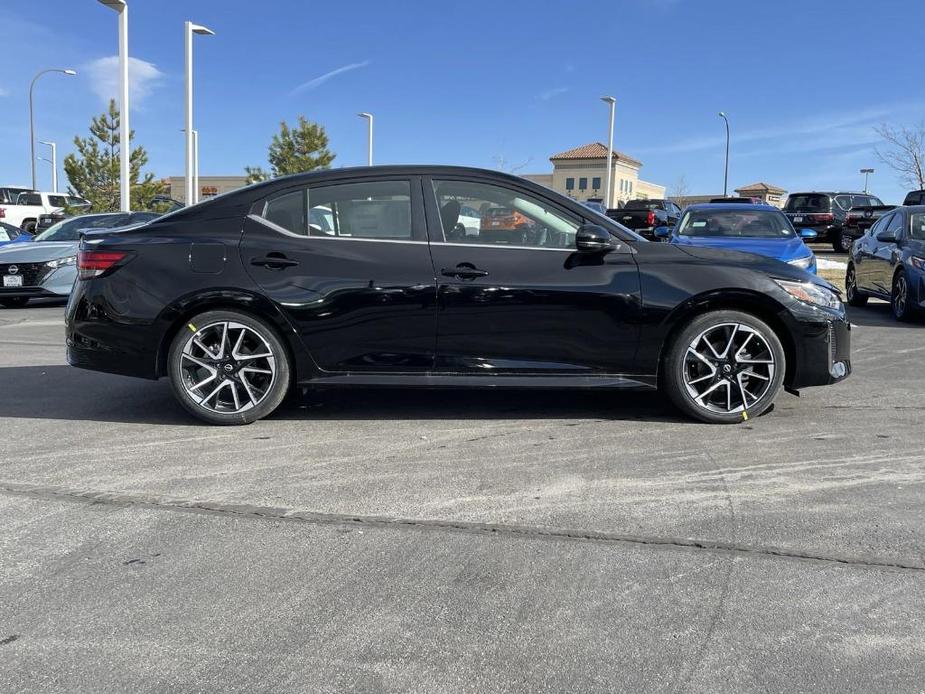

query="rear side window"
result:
[786,194,830,212]
[262,180,413,240]
[17,193,41,206]
[48,195,68,208]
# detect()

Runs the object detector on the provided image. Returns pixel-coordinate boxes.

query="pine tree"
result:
[63,99,165,212]
[245,116,335,180]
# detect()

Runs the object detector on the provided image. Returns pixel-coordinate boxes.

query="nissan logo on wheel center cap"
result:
[8,265,18,274]
[223,363,234,372]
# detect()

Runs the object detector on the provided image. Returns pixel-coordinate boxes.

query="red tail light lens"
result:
[78,250,128,279]
[812,213,834,223]
[0,207,5,218]
[646,210,656,226]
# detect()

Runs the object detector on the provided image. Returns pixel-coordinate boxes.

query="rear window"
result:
[624,200,662,210]
[785,194,830,212]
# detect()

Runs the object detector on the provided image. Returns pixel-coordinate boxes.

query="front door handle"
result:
[251,254,299,269]
[441,264,488,280]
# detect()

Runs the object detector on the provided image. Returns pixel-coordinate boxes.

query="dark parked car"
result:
[843,199,895,244]
[846,206,925,321]
[608,199,682,240]
[67,166,850,425]
[902,190,925,206]
[784,192,884,253]
[709,197,770,206]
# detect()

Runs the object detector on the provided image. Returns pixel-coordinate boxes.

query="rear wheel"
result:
[168,309,291,425]
[0,297,29,309]
[22,220,36,234]
[891,270,915,322]
[662,310,786,424]
[845,264,868,307]
[832,231,852,254]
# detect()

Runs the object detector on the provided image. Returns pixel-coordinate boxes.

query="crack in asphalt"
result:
[1,480,923,573]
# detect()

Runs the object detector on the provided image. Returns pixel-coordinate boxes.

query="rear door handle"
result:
[442,266,488,279]
[251,255,299,269]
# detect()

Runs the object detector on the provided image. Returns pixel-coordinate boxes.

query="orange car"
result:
[479,207,534,244]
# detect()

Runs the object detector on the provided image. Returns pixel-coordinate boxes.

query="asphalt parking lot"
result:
[1,298,923,693]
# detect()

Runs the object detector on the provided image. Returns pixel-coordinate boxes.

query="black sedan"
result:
[66,166,851,425]
[846,205,925,321]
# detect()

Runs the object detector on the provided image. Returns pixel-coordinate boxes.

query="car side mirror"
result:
[575,224,614,252]
[654,226,671,239]
[800,228,818,239]
[876,230,896,243]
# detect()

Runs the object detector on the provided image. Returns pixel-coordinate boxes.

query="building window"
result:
[565,177,575,191]
[579,177,587,191]
[629,180,633,194]
[592,177,601,190]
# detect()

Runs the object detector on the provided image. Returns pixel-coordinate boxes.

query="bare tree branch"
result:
[669,174,691,208]
[874,122,925,191]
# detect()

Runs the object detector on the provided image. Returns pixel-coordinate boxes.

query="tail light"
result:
[0,207,5,219]
[812,213,834,223]
[77,250,129,279]
[646,210,656,226]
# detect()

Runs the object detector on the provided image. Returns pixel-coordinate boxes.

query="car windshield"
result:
[678,209,795,238]
[785,194,830,212]
[910,213,925,241]
[33,214,130,242]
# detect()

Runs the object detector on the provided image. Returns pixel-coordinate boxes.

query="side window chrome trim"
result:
[429,241,575,252]
[247,214,427,244]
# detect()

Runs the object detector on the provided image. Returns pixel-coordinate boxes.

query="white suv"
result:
[0,191,90,232]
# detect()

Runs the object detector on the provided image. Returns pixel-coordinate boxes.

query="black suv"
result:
[784,192,884,253]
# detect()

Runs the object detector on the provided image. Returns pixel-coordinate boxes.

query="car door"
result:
[240,176,438,373]
[871,210,904,294]
[424,175,641,375]
[855,213,889,290]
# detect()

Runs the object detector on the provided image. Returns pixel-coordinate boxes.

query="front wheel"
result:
[845,264,868,307]
[168,309,291,425]
[662,310,786,424]
[0,297,29,309]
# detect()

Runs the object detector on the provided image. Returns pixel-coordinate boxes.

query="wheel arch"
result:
[656,289,797,386]
[154,289,310,382]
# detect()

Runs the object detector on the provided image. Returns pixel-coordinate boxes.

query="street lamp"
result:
[29,69,76,190]
[185,21,215,205]
[39,141,57,192]
[180,129,200,203]
[357,112,374,166]
[601,96,616,209]
[860,168,874,194]
[97,0,129,211]
[718,112,730,197]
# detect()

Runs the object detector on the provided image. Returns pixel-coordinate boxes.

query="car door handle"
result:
[441,265,488,279]
[251,255,299,269]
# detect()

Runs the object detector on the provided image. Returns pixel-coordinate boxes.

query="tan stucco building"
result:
[523,142,665,208]
[734,182,787,208]
[163,175,250,204]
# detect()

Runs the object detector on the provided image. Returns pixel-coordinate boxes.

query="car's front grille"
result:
[0,262,48,287]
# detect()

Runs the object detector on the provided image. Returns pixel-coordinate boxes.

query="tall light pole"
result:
[860,168,874,194]
[357,112,374,166]
[39,141,57,192]
[185,21,215,205]
[718,112,730,197]
[97,0,129,210]
[601,96,616,209]
[180,129,200,203]
[29,68,76,190]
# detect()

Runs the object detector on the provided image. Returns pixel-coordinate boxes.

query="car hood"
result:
[0,241,78,262]
[668,242,834,291]
[671,234,810,261]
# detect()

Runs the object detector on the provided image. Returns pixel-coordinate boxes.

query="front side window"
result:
[432,179,580,249]
[678,209,794,238]
[869,213,891,237]
[885,211,903,238]
[262,180,413,240]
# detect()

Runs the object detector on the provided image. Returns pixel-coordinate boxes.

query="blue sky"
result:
[2,0,923,202]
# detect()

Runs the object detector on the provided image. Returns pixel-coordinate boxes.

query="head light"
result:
[911,256,925,271]
[46,255,76,269]
[787,255,814,270]
[774,279,842,311]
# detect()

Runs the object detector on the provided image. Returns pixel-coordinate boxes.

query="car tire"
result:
[891,270,915,322]
[832,231,851,254]
[845,264,868,307]
[167,309,291,425]
[22,220,36,234]
[662,310,786,424]
[0,297,29,309]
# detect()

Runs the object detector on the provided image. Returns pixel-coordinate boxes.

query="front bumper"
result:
[785,303,851,389]
[0,262,75,298]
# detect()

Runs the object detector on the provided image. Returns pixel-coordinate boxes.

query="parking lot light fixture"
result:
[719,112,730,197]
[601,97,616,209]
[29,69,76,190]
[39,141,58,192]
[97,0,130,210]
[860,168,874,194]
[185,21,215,205]
[358,113,373,166]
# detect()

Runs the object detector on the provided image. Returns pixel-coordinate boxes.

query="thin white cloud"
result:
[539,86,569,101]
[0,87,9,98]
[291,61,370,95]
[84,56,164,105]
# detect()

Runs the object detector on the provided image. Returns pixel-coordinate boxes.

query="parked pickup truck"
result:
[0,191,90,232]
[843,202,896,245]
[607,199,682,240]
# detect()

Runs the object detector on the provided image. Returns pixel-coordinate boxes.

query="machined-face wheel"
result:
[682,322,776,414]
[892,273,909,320]
[177,320,277,415]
